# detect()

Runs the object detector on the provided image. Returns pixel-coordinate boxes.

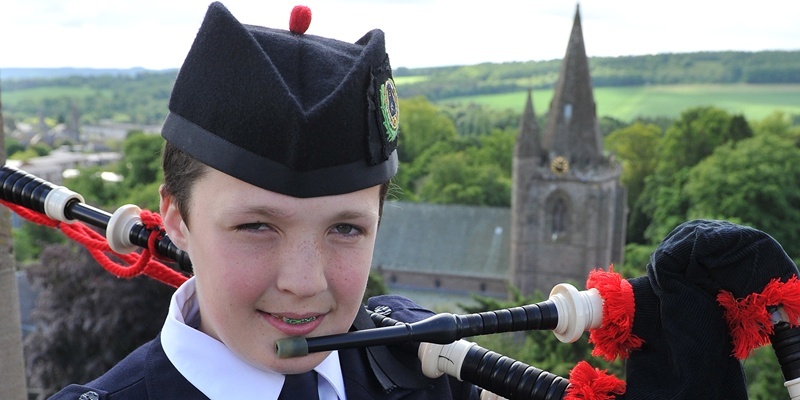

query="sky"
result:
[2,0,799,70]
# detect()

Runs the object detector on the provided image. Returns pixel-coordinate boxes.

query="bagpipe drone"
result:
[3,164,800,400]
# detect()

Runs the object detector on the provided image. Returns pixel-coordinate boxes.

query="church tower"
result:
[511,5,627,296]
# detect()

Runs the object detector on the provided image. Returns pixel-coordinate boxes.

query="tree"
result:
[24,244,175,396]
[604,122,662,243]
[395,98,517,207]
[115,131,164,211]
[685,132,800,259]
[12,222,65,264]
[409,128,515,207]
[657,106,747,175]
[604,122,662,205]
[63,132,163,211]
[745,346,787,399]
[751,111,799,139]
[417,152,512,207]
[638,107,753,242]
[396,97,458,163]
[466,129,516,174]
[118,131,165,192]
[4,137,25,157]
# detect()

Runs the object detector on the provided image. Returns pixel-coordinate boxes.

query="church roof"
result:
[542,5,604,168]
[372,201,510,278]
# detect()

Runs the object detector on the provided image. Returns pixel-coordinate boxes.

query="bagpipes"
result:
[3,164,800,399]
[0,165,191,286]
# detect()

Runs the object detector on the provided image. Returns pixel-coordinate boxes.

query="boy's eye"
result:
[235,222,271,232]
[332,224,361,236]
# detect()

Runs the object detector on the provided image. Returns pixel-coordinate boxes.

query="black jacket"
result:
[50,296,478,399]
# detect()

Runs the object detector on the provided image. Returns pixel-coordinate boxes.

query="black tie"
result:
[278,371,319,400]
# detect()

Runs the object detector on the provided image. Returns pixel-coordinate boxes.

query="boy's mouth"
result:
[271,313,317,325]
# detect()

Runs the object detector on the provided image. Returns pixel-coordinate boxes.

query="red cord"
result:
[1,199,187,288]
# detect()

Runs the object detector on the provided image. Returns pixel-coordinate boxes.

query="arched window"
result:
[546,193,570,241]
[553,199,567,236]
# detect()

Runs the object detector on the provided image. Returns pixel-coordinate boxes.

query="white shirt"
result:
[161,276,347,399]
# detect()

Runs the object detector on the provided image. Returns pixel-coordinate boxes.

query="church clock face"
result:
[550,156,570,176]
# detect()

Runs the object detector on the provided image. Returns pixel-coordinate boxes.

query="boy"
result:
[51,2,476,399]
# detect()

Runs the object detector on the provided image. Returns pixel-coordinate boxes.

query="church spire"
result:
[542,4,603,168]
[515,89,542,159]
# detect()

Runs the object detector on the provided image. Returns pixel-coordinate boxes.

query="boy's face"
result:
[161,167,381,373]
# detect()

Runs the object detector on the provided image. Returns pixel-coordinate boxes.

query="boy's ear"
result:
[159,185,188,251]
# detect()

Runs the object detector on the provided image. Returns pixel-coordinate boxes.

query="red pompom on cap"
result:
[289,5,312,34]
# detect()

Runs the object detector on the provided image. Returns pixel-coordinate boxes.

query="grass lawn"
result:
[436,84,800,122]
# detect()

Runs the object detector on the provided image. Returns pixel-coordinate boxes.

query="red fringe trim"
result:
[586,266,643,361]
[717,276,800,359]
[565,361,626,400]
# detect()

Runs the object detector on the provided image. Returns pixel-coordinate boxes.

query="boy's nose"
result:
[275,239,328,298]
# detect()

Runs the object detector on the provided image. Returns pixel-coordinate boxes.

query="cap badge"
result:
[380,79,399,141]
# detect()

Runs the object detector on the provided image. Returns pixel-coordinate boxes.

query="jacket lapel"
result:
[341,307,434,399]
[146,336,210,399]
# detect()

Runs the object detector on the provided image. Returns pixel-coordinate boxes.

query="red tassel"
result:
[564,361,626,400]
[586,266,643,361]
[764,277,800,323]
[289,5,312,34]
[718,276,800,359]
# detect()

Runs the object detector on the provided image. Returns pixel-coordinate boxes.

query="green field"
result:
[394,75,428,85]
[4,81,800,124]
[2,86,110,105]
[437,84,800,122]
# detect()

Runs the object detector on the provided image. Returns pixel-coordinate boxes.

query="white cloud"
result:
[1,0,798,69]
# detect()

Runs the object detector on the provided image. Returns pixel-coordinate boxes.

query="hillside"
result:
[0,67,170,80]
[396,50,800,100]
[2,50,800,126]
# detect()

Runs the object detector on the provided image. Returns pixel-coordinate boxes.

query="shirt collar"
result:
[161,277,347,399]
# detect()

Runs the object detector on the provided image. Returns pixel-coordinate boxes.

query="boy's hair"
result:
[161,141,391,228]
[161,141,209,226]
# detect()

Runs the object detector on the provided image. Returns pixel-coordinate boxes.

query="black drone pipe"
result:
[376,312,570,399]
[276,302,558,357]
[0,165,192,271]
[378,311,570,400]
[275,283,603,358]
[771,320,800,399]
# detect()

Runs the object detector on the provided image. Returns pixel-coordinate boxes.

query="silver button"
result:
[373,305,392,316]
[79,391,100,400]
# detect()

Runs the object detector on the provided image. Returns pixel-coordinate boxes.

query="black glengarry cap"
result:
[162,2,399,197]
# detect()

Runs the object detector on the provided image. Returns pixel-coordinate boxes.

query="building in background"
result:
[510,6,626,295]
[372,202,510,310]
[371,6,627,308]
